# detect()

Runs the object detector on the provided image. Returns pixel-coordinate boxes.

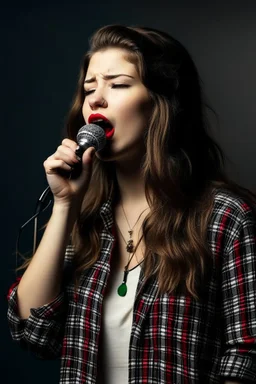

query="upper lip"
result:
[88,113,113,126]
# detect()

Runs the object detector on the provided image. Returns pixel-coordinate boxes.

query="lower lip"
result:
[105,127,115,139]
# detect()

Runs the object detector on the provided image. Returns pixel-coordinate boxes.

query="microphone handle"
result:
[75,144,86,159]
[75,137,94,159]
[70,160,82,179]
[72,143,92,179]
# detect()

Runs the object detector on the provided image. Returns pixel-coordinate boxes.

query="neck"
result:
[114,160,148,207]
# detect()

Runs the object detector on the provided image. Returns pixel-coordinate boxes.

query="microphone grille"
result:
[76,124,106,151]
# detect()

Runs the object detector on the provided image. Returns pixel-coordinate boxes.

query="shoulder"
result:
[208,188,256,249]
[211,188,256,222]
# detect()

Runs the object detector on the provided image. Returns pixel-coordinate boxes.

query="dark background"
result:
[2,0,256,382]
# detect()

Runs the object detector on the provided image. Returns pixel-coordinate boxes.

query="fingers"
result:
[43,139,95,177]
[61,138,78,152]
[55,140,81,165]
[43,139,96,202]
[43,139,79,175]
[44,158,73,175]
[81,147,96,164]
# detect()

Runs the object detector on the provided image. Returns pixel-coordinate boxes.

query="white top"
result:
[97,265,141,384]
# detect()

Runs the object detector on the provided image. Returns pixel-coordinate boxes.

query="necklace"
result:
[116,203,149,297]
[116,233,143,297]
[121,203,149,253]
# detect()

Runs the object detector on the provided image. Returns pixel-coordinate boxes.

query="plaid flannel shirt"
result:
[7,189,256,383]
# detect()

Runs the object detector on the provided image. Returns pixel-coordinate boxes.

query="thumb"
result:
[77,146,96,183]
[82,146,96,164]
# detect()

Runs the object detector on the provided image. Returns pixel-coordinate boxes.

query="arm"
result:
[7,141,95,358]
[16,142,95,319]
[224,382,241,384]
[16,203,77,319]
[219,204,256,382]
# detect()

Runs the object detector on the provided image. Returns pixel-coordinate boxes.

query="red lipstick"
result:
[88,113,115,139]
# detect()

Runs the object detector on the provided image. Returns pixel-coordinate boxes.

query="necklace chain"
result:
[120,203,149,253]
[116,203,149,297]
[121,203,149,232]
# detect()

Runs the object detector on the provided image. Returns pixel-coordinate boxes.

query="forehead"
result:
[86,48,138,77]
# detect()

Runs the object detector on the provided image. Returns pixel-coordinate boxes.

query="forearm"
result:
[224,381,241,384]
[17,203,77,319]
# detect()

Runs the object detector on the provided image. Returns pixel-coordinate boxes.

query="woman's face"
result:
[82,47,152,162]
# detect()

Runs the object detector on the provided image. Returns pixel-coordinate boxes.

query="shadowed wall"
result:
[2,1,256,382]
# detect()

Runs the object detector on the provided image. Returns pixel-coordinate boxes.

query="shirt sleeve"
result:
[6,243,75,359]
[7,281,67,360]
[219,203,256,382]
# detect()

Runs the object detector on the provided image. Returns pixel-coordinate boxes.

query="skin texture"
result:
[82,48,153,270]
[82,47,152,164]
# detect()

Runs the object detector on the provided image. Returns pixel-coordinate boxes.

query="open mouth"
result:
[89,115,115,139]
[95,120,115,139]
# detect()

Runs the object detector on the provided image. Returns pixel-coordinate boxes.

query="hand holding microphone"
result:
[43,124,106,207]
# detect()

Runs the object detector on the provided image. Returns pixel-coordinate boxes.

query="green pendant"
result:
[117,283,127,297]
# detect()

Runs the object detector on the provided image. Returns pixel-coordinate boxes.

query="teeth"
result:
[93,119,105,123]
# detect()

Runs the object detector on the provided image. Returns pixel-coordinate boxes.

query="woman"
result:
[7,24,256,383]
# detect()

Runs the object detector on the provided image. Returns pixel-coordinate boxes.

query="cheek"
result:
[119,99,151,122]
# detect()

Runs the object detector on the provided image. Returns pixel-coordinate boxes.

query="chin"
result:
[96,140,146,163]
[96,144,115,162]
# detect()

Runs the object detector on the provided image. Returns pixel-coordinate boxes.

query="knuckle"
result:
[43,159,49,167]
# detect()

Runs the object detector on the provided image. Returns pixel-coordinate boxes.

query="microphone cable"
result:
[14,122,106,274]
[15,185,52,273]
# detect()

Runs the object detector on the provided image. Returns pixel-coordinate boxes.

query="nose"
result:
[88,91,108,110]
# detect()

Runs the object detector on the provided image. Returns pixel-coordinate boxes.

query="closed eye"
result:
[111,84,130,89]
[84,89,95,96]
[84,84,130,97]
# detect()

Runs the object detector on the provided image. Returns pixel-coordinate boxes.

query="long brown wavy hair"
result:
[20,25,256,298]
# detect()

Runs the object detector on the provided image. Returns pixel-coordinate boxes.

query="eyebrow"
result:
[84,74,134,84]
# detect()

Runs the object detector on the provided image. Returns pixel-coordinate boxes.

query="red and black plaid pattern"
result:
[7,190,256,383]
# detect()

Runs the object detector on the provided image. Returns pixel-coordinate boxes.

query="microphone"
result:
[70,123,106,178]
[75,123,106,158]
[36,123,106,212]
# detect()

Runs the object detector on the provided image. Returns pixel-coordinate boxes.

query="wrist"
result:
[52,201,80,221]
